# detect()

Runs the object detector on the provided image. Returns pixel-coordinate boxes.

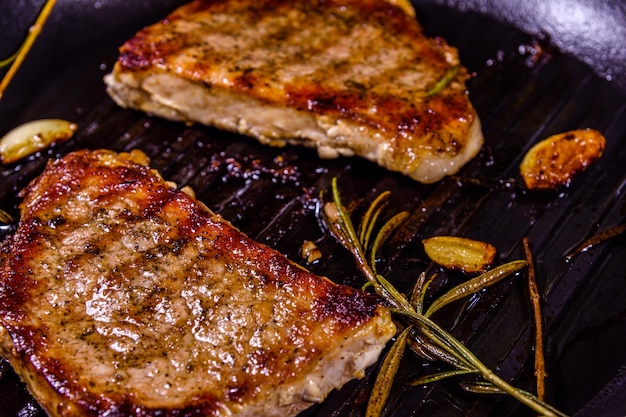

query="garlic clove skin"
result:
[0,119,77,164]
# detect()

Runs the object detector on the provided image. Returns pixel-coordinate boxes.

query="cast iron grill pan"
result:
[1,1,625,416]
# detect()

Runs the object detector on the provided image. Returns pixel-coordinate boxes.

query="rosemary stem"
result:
[0,0,57,100]
[325,180,568,417]
[480,369,564,417]
[401,309,567,417]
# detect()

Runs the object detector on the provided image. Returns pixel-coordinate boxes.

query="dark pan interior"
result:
[1,1,625,416]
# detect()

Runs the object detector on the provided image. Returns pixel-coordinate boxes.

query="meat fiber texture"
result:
[105,0,483,183]
[0,149,396,417]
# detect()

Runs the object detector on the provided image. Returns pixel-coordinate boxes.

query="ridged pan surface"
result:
[0,1,625,416]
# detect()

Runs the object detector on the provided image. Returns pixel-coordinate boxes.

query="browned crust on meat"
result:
[0,149,395,416]
[106,0,482,183]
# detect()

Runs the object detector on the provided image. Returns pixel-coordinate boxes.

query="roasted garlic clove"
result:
[301,240,323,264]
[422,236,497,274]
[519,128,606,191]
[0,119,77,164]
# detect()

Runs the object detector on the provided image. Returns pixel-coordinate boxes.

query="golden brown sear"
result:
[105,0,483,183]
[0,149,395,417]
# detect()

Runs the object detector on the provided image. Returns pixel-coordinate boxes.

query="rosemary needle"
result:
[366,326,412,417]
[323,179,568,417]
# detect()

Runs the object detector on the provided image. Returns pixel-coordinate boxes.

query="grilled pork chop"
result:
[0,149,396,417]
[104,0,483,183]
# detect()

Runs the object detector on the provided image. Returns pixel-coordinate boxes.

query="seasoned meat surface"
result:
[0,149,395,417]
[105,0,483,183]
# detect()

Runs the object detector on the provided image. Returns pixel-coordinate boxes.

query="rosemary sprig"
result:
[322,178,568,417]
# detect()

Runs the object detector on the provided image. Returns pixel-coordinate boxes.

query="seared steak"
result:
[104,0,483,183]
[0,149,395,416]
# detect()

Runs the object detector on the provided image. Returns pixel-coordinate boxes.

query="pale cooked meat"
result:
[0,149,396,417]
[104,0,483,183]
